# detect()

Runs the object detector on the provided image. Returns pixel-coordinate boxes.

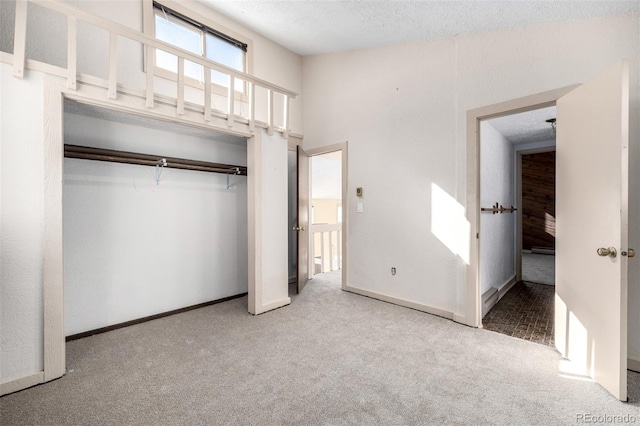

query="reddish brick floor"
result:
[482,281,554,347]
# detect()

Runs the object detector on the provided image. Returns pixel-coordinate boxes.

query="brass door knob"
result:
[292,226,305,232]
[597,247,617,258]
[622,248,636,258]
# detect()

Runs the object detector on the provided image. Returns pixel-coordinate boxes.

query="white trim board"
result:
[0,372,45,397]
[344,284,455,321]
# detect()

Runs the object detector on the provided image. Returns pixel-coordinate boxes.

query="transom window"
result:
[153,1,247,92]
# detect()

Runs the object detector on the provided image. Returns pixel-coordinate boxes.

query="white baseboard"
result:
[0,371,44,396]
[253,297,291,315]
[481,276,517,318]
[628,356,640,373]
[497,276,517,300]
[343,284,454,320]
[482,287,499,318]
[453,313,467,324]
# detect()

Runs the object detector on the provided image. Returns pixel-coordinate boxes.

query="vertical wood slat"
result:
[176,56,184,115]
[337,230,341,269]
[267,89,274,135]
[227,75,234,127]
[320,231,325,273]
[248,82,256,132]
[107,31,118,99]
[283,95,291,139]
[13,0,28,78]
[67,15,77,89]
[145,44,154,108]
[204,66,211,121]
[330,231,334,271]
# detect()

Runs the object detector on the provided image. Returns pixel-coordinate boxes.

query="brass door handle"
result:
[597,247,617,258]
[622,248,636,258]
[292,226,305,232]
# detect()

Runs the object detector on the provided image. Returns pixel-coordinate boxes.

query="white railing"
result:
[10,0,296,136]
[311,223,342,275]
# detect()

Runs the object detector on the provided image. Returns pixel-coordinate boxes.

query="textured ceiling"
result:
[488,106,556,145]
[201,0,640,55]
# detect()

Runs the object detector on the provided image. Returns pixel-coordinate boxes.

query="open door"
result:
[555,60,630,400]
[296,146,310,293]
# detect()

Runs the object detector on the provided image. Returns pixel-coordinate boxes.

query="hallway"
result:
[483,253,554,346]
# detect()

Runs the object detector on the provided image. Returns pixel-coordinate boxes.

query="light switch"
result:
[357,202,364,213]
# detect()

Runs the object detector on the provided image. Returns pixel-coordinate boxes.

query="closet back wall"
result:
[63,112,248,336]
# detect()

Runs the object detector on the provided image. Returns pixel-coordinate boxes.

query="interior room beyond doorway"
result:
[479,106,556,346]
[310,151,343,277]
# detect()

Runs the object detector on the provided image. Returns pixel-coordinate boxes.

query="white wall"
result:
[302,12,640,353]
[480,121,515,295]
[1,64,45,381]
[63,113,247,336]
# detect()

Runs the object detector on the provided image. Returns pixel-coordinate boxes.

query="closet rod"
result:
[64,145,247,175]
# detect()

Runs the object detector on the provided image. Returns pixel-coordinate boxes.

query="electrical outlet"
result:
[391,267,396,276]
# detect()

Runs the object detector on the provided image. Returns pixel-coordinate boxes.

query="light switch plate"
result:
[357,202,364,213]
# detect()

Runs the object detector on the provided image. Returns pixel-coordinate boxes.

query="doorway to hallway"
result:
[288,143,348,296]
[478,106,556,346]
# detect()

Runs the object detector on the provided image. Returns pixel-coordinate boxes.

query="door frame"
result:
[305,142,349,289]
[466,85,578,328]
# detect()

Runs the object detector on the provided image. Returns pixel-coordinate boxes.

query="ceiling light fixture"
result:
[546,118,556,133]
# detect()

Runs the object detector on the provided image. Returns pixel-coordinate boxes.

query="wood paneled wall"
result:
[522,151,555,250]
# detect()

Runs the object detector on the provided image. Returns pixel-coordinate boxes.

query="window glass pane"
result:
[205,34,244,71]
[155,13,202,80]
[206,33,245,91]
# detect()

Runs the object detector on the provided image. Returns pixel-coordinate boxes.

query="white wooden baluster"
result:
[13,0,27,78]
[248,82,256,132]
[330,231,334,271]
[67,15,77,90]
[204,67,211,121]
[107,31,118,99]
[267,89,274,135]
[176,56,184,115]
[320,231,325,273]
[283,95,291,139]
[337,230,341,269]
[145,44,154,107]
[227,75,234,127]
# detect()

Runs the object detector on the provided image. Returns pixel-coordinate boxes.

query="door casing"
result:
[305,142,349,290]
[466,85,578,328]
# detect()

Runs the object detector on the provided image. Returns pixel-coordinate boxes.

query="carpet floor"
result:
[2,271,640,425]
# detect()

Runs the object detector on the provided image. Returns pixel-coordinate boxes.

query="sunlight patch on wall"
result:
[545,212,556,237]
[431,183,470,265]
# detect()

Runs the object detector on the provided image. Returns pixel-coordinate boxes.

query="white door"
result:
[555,60,630,400]
[296,146,310,293]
